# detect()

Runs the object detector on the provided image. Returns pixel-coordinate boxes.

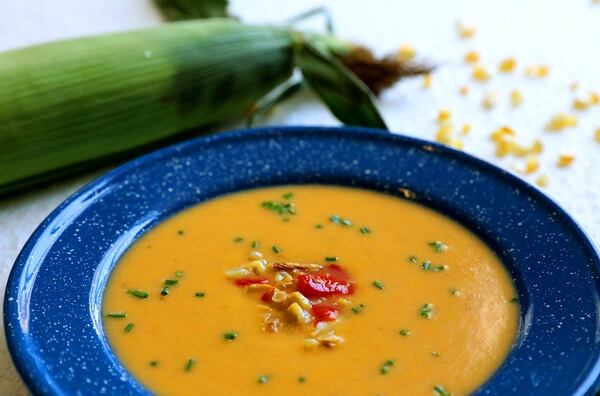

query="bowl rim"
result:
[4,125,600,395]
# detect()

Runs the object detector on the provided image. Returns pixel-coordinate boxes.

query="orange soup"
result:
[103,185,519,396]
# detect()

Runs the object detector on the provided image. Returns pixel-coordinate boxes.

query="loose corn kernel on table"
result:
[1,0,599,394]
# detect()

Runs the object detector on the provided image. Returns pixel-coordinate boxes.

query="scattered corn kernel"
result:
[247,260,267,274]
[274,271,293,286]
[490,127,542,158]
[499,58,516,73]
[397,44,416,61]
[590,92,600,105]
[596,128,600,143]
[249,251,263,259]
[573,98,590,111]
[464,50,479,63]
[557,154,575,167]
[531,139,543,154]
[481,92,497,110]
[458,85,469,96]
[435,124,463,149]
[472,64,490,82]
[524,65,549,78]
[288,291,312,310]
[437,109,451,123]
[524,155,540,174]
[303,338,320,350]
[491,126,515,142]
[535,174,549,187]
[224,267,252,279]
[287,302,312,324]
[272,289,288,303]
[510,89,524,107]
[456,21,476,39]
[422,73,432,88]
[545,113,578,132]
[460,123,472,135]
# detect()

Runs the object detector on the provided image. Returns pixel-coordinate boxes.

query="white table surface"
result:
[1,0,599,393]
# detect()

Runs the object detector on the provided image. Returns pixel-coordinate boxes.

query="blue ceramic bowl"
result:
[4,126,600,395]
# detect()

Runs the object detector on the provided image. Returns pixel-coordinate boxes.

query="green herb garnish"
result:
[433,385,453,396]
[175,271,184,277]
[420,303,434,319]
[233,237,244,243]
[184,358,196,372]
[351,303,365,314]
[399,329,411,336]
[359,226,371,235]
[449,288,461,296]
[224,332,238,341]
[372,280,385,290]
[149,360,159,367]
[509,296,519,303]
[195,291,206,298]
[124,322,135,333]
[262,200,296,216]
[298,376,306,383]
[251,241,260,249]
[409,255,418,264]
[164,279,178,286]
[272,245,282,254]
[429,240,448,253]
[127,289,149,299]
[257,375,269,384]
[325,256,338,262]
[379,359,396,375]
[421,261,447,272]
[106,312,127,318]
[282,192,294,200]
[315,224,324,229]
[431,351,440,357]
[160,287,169,296]
[329,214,353,226]
[177,230,184,235]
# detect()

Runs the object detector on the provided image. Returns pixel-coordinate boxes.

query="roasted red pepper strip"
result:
[297,274,353,298]
[260,288,275,302]
[312,305,339,323]
[234,277,269,287]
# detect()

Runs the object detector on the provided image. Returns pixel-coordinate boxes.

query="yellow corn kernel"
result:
[525,65,549,78]
[464,50,479,63]
[271,289,288,303]
[510,90,524,107]
[458,85,469,96]
[596,128,600,143]
[590,92,600,105]
[274,271,293,285]
[460,123,471,135]
[557,154,575,167]
[303,338,320,350]
[224,267,252,279]
[397,44,416,61]
[472,64,490,82]
[249,251,263,259]
[491,126,515,143]
[456,21,476,39]
[545,113,578,132]
[437,109,451,123]
[536,174,549,187]
[481,92,497,110]
[287,302,312,324]
[573,98,590,111]
[287,291,312,310]
[337,297,352,306]
[524,156,540,174]
[422,73,432,88]
[531,139,543,154]
[499,58,516,73]
[247,259,267,274]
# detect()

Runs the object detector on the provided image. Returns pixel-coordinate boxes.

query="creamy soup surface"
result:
[103,185,519,396]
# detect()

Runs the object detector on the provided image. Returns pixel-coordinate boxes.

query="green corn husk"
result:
[0,19,296,194]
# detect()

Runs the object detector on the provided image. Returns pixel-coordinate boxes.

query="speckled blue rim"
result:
[4,126,600,395]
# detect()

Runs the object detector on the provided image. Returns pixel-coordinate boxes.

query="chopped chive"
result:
[184,358,195,372]
[106,312,127,318]
[372,280,385,290]
[149,360,159,367]
[399,329,411,336]
[379,359,396,375]
[298,376,306,383]
[262,200,296,216]
[325,256,339,262]
[177,230,185,235]
[175,271,184,277]
[257,375,269,384]
[433,385,452,396]
[272,245,282,254]
[282,192,294,200]
[195,291,206,298]
[351,303,365,314]
[233,237,244,243]
[224,332,238,341]
[329,214,353,227]
[450,288,461,296]
[127,289,149,299]
[124,322,135,333]
[251,241,260,249]
[509,296,519,303]
[429,240,448,253]
[421,261,448,272]
[341,219,352,226]
[160,287,169,296]
[420,303,434,319]
[164,279,178,286]
[359,226,371,235]
[409,255,418,264]
[315,224,324,229]
[282,218,291,222]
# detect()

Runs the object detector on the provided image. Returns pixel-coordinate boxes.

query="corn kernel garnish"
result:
[510,90,524,107]
[456,21,476,39]
[435,124,463,149]
[437,109,451,123]
[464,50,480,63]
[490,127,542,158]
[596,128,600,143]
[524,65,550,78]
[499,58,516,73]
[572,98,590,111]
[590,92,600,105]
[545,113,578,132]
[459,86,470,96]
[397,44,416,61]
[422,73,432,88]
[481,92,497,110]
[557,154,575,167]
[535,174,549,187]
[287,302,312,324]
[524,155,540,174]
[472,64,490,82]
[460,123,472,135]
[490,126,515,143]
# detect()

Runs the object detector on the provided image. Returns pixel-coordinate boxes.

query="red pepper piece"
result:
[297,274,353,298]
[312,305,339,323]
[260,288,275,302]
[234,277,269,287]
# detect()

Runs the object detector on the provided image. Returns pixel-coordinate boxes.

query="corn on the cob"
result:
[0,19,295,194]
